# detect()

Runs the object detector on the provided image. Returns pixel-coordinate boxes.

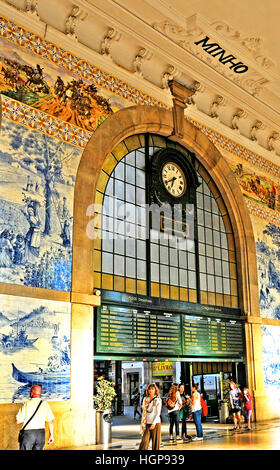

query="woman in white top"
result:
[139,383,162,450]
[166,384,183,443]
[191,383,203,440]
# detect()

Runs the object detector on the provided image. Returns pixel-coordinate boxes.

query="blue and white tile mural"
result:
[0,118,83,291]
[0,294,71,403]
[253,214,280,320]
[262,325,280,392]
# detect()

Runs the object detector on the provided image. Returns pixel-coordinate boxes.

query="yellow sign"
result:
[152,362,173,377]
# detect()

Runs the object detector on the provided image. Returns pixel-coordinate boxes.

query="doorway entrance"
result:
[128,373,139,405]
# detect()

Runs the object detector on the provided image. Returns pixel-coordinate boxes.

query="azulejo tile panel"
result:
[0,294,71,403]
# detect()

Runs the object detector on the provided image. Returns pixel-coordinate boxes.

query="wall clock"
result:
[150,147,199,206]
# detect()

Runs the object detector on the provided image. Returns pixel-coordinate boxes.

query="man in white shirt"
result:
[16,384,54,450]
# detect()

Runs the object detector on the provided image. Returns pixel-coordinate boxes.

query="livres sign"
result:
[194,36,248,74]
[152,362,173,377]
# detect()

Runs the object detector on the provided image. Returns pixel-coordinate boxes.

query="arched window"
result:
[93,133,238,309]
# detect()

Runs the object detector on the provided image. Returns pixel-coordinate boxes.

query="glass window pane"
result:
[150,243,159,262]
[197,192,203,209]
[103,236,113,253]
[137,240,146,260]
[160,245,169,264]
[221,233,228,249]
[204,195,211,212]
[206,244,213,257]
[160,265,169,283]
[214,259,222,276]
[206,257,214,275]
[136,169,145,188]
[151,262,159,282]
[200,273,207,290]
[102,252,113,273]
[223,278,230,294]
[205,228,213,245]
[204,212,212,228]
[126,238,135,257]
[125,151,135,166]
[179,269,188,288]
[199,255,206,273]
[170,267,179,286]
[115,236,124,254]
[114,255,124,276]
[136,187,146,205]
[188,252,196,270]
[170,248,178,267]
[126,257,136,278]
[198,225,205,242]
[135,150,145,169]
[213,231,221,247]
[114,162,124,180]
[197,209,204,226]
[115,180,124,200]
[125,183,135,203]
[215,277,223,293]
[137,260,146,280]
[178,251,187,268]
[188,270,196,289]
[126,164,135,184]
[207,275,215,292]
[222,261,229,277]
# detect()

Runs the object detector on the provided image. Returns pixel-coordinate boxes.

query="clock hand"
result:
[166,177,177,184]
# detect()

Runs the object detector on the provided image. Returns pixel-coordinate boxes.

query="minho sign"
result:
[194,36,249,73]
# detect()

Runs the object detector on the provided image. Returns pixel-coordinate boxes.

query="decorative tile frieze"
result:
[1,95,91,148]
[0,15,166,110]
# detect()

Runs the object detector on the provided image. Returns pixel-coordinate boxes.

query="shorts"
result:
[231,406,242,414]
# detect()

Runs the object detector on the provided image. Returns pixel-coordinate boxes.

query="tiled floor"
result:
[60,407,280,451]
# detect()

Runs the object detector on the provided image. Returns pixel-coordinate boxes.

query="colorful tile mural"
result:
[0,294,71,403]
[262,325,280,392]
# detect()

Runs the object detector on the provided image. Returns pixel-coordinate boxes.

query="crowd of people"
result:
[135,381,252,450]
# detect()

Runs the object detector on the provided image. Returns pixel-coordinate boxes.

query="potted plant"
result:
[93,376,116,444]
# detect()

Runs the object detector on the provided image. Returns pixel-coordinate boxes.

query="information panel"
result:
[96,305,244,359]
[182,316,244,357]
[97,305,182,355]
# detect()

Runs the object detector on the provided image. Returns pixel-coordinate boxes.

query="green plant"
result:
[93,376,117,411]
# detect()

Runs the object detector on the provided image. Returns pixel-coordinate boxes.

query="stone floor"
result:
[60,406,280,451]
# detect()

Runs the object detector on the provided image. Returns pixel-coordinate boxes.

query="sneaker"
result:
[169,435,174,442]
[192,437,203,441]
[176,436,183,443]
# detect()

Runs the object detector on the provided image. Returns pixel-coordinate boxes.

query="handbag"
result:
[18,400,43,444]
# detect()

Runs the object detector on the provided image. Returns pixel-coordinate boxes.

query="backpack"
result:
[165,397,177,411]
[200,396,208,417]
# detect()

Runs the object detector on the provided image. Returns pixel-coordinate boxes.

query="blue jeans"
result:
[192,409,203,437]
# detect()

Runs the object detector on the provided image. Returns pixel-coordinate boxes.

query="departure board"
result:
[182,315,244,357]
[96,305,244,359]
[97,305,182,355]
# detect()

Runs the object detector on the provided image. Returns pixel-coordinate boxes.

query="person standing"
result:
[229,381,243,431]
[190,383,203,441]
[243,387,252,430]
[16,384,54,450]
[179,384,192,441]
[166,384,183,443]
[139,383,162,450]
[132,387,141,420]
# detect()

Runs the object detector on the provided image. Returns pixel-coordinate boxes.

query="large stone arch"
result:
[72,104,265,423]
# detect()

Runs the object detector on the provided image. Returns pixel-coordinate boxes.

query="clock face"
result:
[161,161,186,198]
